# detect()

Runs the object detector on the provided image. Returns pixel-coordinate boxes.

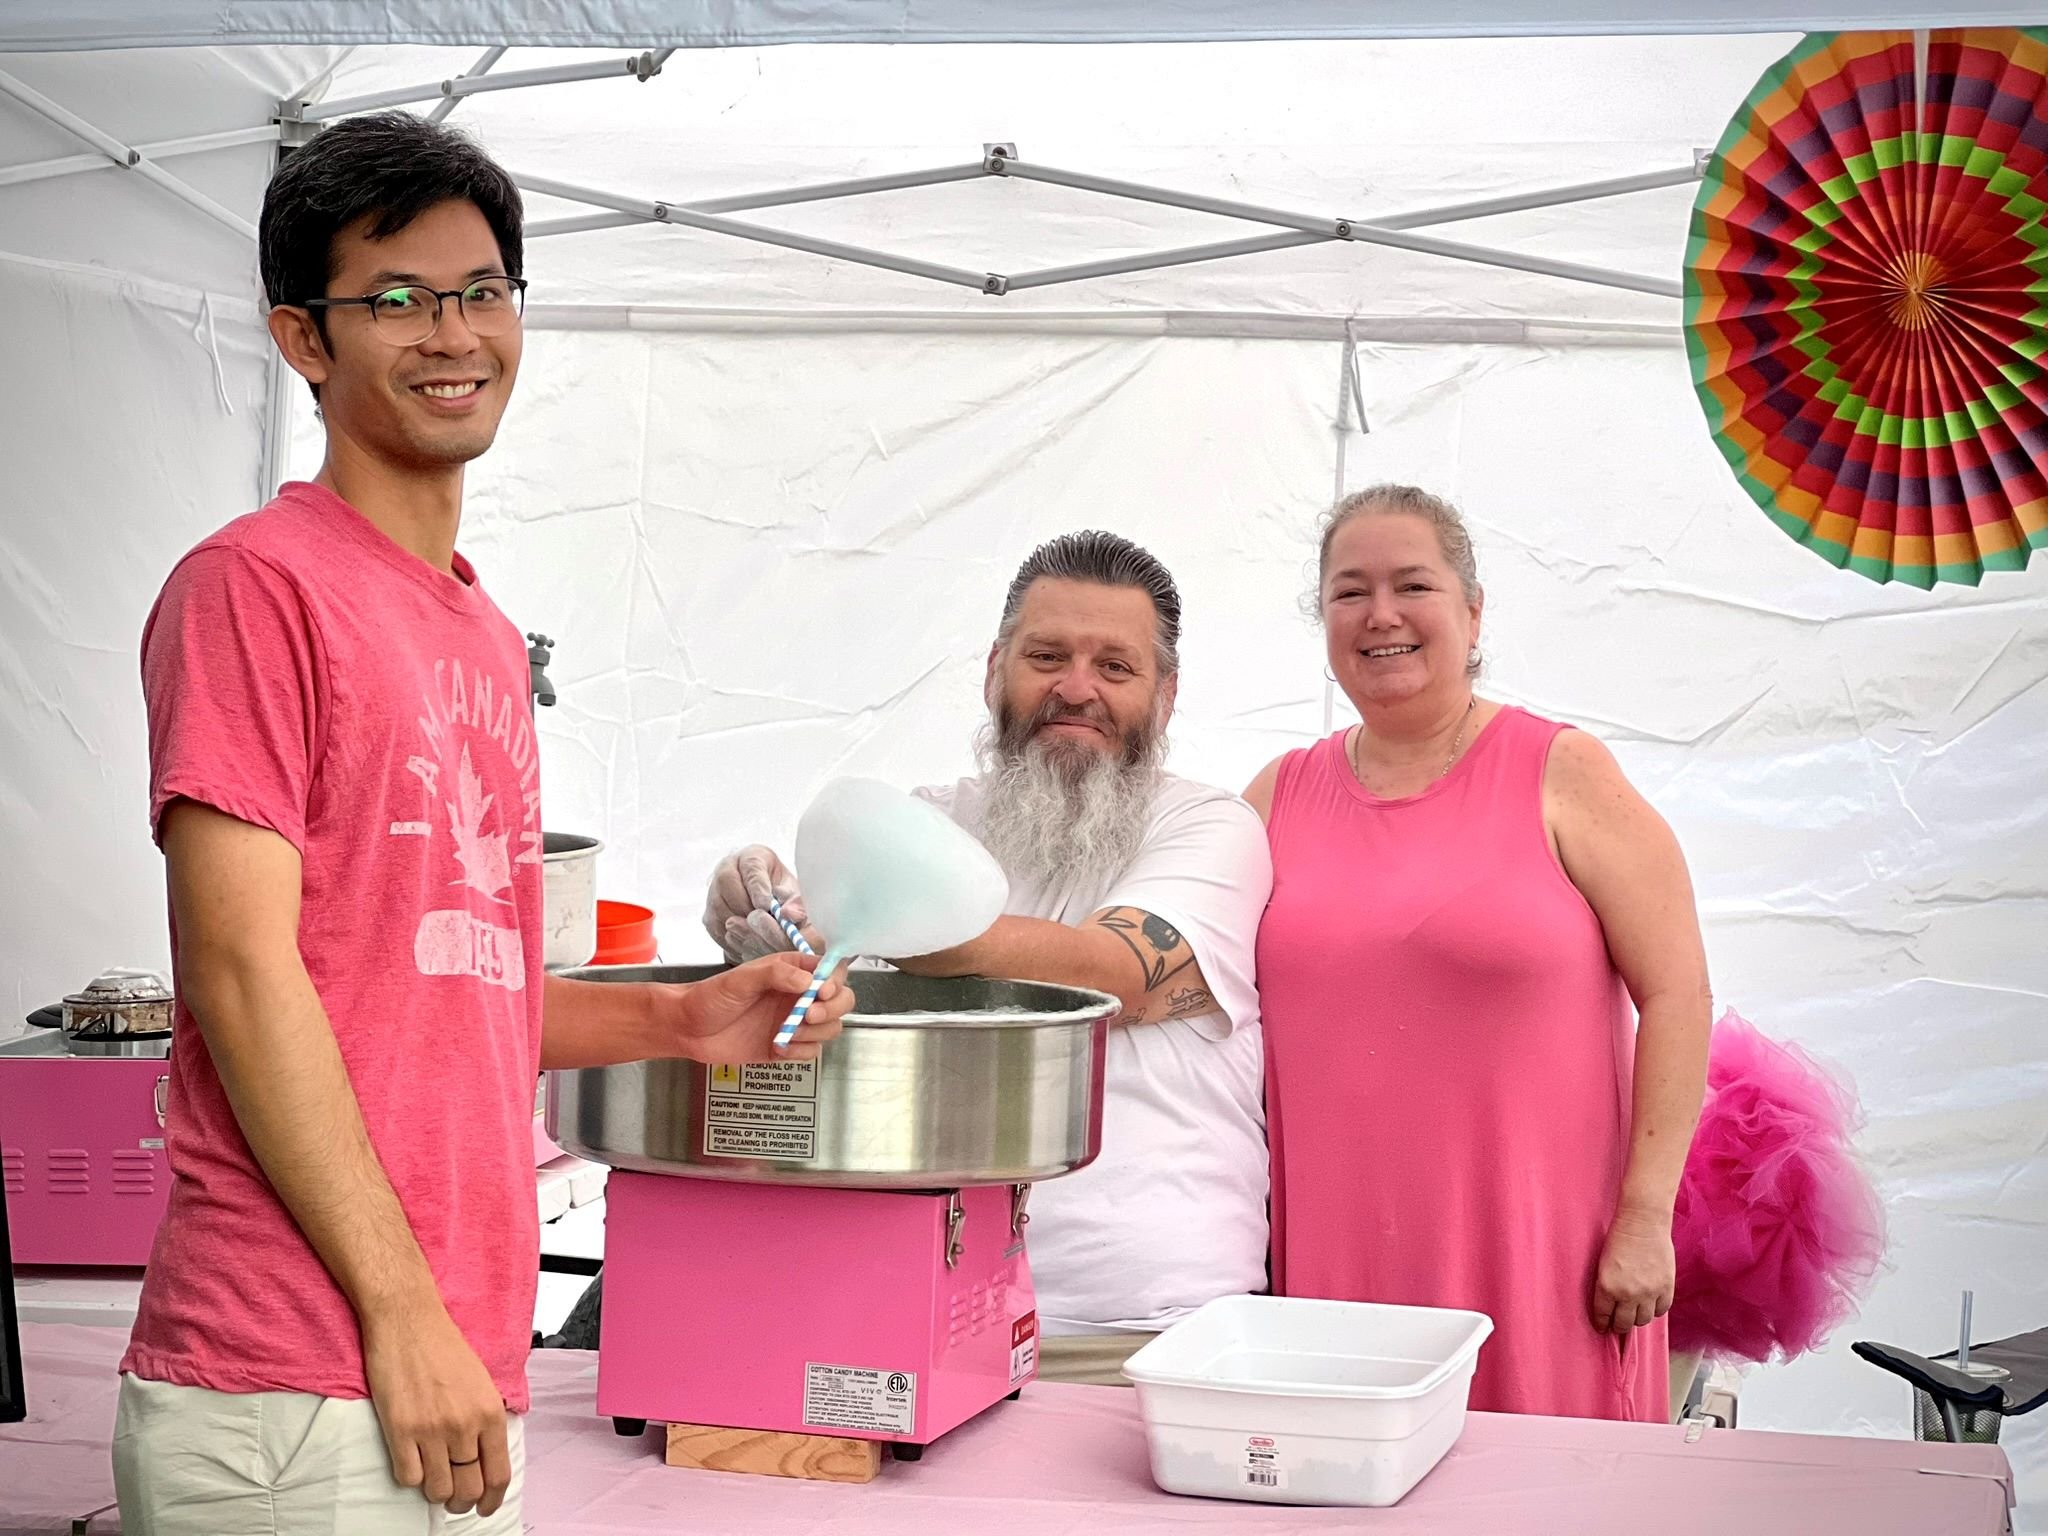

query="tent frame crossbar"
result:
[0,45,670,245]
[518,145,1694,299]
[428,47,509,123]
[0,67,260,236]
[516,168,999,290]
[0,45,1697,294]
[0,123,281,189]
[286,48,676,122]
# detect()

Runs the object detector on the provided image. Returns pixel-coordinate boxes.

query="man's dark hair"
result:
[996,531,1183,676]
[259,112,524,399]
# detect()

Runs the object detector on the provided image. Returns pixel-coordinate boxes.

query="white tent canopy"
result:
[4,1,2040,50]
[2,16,2044,1530]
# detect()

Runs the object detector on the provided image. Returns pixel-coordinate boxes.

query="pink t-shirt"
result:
[121,481,546,1410]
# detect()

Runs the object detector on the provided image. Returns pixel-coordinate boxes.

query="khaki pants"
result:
[1034,1331,1159,1387]
[113,1374,525,1536]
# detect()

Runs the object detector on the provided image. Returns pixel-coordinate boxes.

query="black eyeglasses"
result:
[300,276,527,346]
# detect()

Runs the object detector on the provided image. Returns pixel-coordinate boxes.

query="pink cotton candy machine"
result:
[547,965,1114,1463]
[0,969,176,1267]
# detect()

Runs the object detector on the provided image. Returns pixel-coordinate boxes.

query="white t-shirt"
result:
[914,772,1273,1334]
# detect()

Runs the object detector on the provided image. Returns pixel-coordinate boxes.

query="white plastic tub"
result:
[1123,1295,1494,1507]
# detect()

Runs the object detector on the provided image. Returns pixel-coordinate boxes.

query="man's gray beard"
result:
[975,723,1164,891]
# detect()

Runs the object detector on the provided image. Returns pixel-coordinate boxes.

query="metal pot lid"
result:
[63,966,173,1008]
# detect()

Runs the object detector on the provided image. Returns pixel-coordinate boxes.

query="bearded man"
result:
[705,531,1272,1385]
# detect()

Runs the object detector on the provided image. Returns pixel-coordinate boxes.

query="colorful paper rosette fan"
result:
[1686,29,2048,587]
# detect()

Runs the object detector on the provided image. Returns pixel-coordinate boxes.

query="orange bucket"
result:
[592,900,658,965]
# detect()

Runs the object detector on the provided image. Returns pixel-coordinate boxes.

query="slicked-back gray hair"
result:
[995,531,1183,676]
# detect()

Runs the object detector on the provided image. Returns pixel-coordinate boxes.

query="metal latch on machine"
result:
[945,1192,966,1270]
[1007,1181,1030,1256]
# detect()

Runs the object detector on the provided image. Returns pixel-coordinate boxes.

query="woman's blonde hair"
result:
[1307,483,1483,676]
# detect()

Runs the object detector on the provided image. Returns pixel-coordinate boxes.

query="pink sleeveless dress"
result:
[1257,706,1666,1421]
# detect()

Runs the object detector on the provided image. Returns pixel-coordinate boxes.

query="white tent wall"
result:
[4,30,2046,1527]
[0,252,272,1001]
[0,45,323,1019]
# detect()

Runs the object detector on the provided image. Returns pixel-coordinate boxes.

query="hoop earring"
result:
[1324,667,1338,683]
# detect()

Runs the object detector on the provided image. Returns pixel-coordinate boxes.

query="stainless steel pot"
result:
[54,968,173,1055]
[546,965,1113,1188]
[541,832,602,971]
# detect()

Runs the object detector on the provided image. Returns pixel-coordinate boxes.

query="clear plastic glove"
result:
[702,845,810,962]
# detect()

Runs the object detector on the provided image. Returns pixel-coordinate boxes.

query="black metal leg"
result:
[613,1416,648,1437]
[1938,1399,1964,1443]
[892,1442,925,1462]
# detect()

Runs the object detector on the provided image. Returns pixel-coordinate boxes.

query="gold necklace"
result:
[1350,697,1477,786]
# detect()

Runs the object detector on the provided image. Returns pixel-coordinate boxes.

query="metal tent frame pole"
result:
[514,169,999,291]
[0,124,281,189]
[428,48,509,124]
[1368,160,1708,230]
[522,163,990,237]
[288,48,675,123]
[254,46,1692,302]
[259,342,297,500]
[0,68,258,238]
[990,151,1684,298]
[518,144,1692,300]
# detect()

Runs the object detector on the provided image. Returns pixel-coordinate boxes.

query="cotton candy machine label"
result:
[704,1060,818,1159]
[803,1363,917,1435]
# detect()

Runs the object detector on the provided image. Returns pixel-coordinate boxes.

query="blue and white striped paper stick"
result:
[773,944,845,1052]
[768,898,815,956]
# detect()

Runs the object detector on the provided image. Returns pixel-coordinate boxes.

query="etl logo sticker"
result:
[1009,1312,1039,1386]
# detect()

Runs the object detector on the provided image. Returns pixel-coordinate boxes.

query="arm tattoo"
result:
[1141,913,1183,952]
[1095,906,1196,992]
[1163,986,1215,1019]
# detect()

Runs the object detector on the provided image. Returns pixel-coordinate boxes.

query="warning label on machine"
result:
[1009,1312,1039,1386]
[803,1363,917,1435]
[704,1061,818,1159]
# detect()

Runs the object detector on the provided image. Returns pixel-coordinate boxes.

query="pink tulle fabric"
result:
[1669,1009,1887,1363]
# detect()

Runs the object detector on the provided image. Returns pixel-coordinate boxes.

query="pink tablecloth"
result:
[1,1323,2015,1536]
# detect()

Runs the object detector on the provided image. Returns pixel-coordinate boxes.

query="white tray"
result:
[1123,1294,1493,1507]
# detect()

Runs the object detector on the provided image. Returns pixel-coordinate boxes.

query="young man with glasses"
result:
[113,112,852,1535]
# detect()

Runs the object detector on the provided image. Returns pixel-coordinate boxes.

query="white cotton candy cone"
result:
[795,777,1008,959]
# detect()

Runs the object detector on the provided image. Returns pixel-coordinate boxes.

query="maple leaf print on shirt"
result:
[448,743,513,900]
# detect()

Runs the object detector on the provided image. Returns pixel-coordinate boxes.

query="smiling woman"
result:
[1242,483,1714,1424]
